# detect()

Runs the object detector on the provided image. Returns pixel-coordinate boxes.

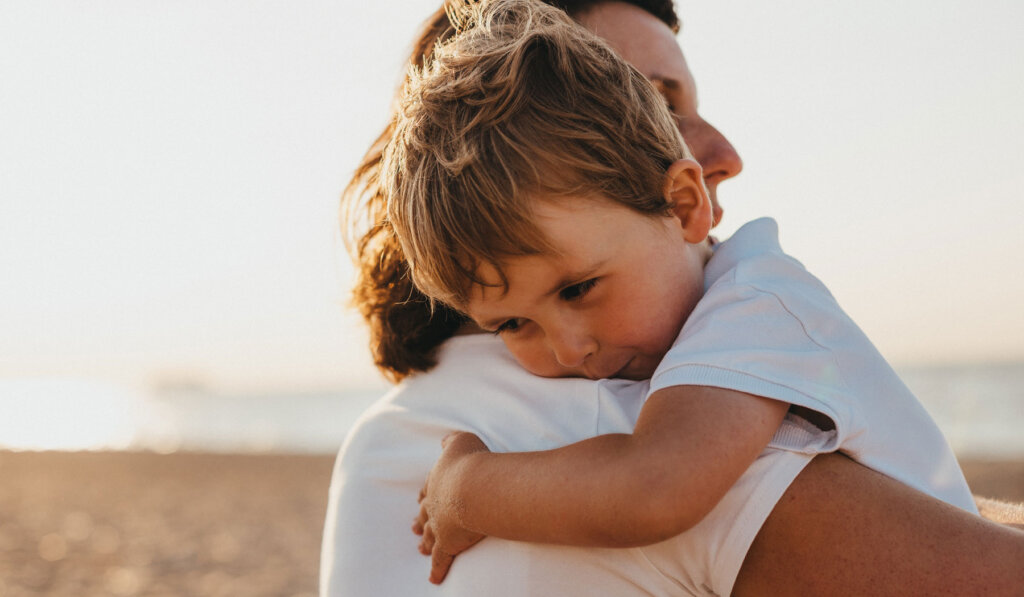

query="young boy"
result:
[383,0,977,584]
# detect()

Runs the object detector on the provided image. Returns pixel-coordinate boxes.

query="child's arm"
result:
[414,385,788,583]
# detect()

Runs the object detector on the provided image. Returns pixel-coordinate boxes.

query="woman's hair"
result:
[384,0,689,309]
[342,0,679,382]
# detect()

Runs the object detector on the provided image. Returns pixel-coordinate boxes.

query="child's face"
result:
[465,197,708,380]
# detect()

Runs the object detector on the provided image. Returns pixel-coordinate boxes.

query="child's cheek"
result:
[506,337,577,379]
[609,295,665,347]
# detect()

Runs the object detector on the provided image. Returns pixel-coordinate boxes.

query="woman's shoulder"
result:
[394,334,583,405]
[344,335,560,434]
[355,334,638,453]
[388,335,520,397]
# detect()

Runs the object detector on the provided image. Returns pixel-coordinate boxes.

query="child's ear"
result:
[663,158,713,243]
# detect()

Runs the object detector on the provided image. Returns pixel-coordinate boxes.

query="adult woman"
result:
[321,2,1024,595]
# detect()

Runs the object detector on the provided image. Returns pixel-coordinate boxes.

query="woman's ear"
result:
[664,158,712,243]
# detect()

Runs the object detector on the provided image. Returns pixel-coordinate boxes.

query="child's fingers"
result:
[412,503,429,535]
[419,522,435,555]
[429,547,456,584]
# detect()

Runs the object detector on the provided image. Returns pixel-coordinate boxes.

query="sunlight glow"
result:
[0,380,144,451]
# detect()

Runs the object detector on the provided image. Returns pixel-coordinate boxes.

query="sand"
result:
[0,450,1022,597]
[0,451,333,597]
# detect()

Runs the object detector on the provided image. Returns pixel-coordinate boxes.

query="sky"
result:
[1,0,1023,394]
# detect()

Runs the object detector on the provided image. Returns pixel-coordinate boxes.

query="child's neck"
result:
[696,237,714,265]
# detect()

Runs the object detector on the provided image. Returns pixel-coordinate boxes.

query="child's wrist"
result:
[447,451,490,530]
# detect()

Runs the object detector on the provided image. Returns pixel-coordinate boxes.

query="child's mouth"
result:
[608,357,636,380]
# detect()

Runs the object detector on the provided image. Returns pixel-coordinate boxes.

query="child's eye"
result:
[494,319,524,335]
[559,278,597,302]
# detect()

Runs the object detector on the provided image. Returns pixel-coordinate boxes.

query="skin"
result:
[574,2,743,228]
[414,161,788,582]
[734,452,1024,596]
[410,0,1024,591]
[469,161,710,381]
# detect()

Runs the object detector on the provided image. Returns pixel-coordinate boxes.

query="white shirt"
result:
[321,333,816,596]
[651,218,977,513]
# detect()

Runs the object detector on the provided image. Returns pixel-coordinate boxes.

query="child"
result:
[383,0,977,584]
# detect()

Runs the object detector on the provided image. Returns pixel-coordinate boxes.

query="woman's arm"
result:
[734,452,1024,596]
[416,386,788,581]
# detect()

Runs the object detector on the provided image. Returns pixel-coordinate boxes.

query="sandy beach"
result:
[1,450,1021,597]
[0,451,332,597]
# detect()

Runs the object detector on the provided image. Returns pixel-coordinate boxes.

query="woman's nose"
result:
[693,119,743,187]
[689,119,742,227]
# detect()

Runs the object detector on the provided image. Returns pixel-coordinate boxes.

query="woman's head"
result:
[575,2,742,226]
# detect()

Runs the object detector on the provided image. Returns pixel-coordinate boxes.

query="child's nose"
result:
[548,328,595,369]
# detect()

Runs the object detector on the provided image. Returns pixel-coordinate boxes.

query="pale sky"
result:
[2,0,1022,393]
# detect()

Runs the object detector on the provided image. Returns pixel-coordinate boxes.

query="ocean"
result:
[2,362,1023,457]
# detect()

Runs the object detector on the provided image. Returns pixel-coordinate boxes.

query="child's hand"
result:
[412,431,490,584]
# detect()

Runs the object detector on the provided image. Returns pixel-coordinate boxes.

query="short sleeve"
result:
[650,275,854,442]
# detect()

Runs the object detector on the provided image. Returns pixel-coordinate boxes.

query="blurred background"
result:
[1,1,1022,595]
[2,0,1022,456]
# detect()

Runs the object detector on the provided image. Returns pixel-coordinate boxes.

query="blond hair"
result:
[383,0,689,309]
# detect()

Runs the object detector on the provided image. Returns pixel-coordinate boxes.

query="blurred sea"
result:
[2,362,1023,457]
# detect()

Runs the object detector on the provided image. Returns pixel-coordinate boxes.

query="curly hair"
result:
[342,0,680,382]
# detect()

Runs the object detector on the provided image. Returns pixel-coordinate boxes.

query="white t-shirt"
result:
[321,333,820,597]
[650,217,977,513]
